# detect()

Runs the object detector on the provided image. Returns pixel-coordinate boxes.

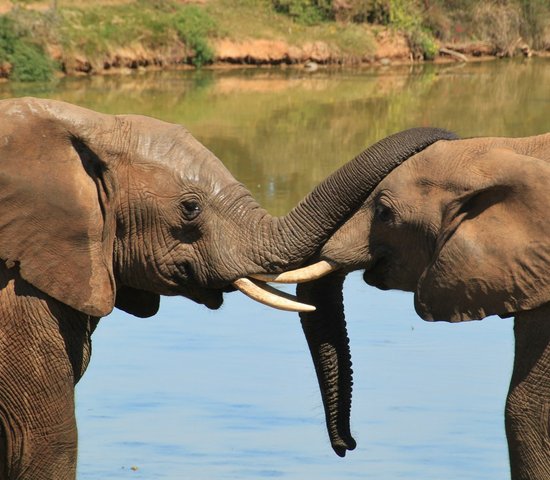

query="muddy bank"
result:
[45,33,413,76]
[49,35,546,78]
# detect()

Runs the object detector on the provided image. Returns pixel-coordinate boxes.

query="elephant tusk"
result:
[232,278,316,312]
[249,260,337,284]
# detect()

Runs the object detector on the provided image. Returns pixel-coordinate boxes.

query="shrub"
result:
[272,0,333,25]
[10,42,54,82]
[408,28,439,60]
[0,16,18,59]
[173,6,217,67]
[0,14,54,82]
[518,0,550,50]
[332,0,390,23]
[474,1,522,56]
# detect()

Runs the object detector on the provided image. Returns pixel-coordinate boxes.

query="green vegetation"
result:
[173,6,217,67]
[58,1,185,60]
[420,0,550,54]
[0,0,548,82]
[1,0,221,79]
[0,14,54,81]
[268,0,550,58]
[272,0,333,25]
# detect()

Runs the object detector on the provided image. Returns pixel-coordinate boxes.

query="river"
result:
[1,58,549,479]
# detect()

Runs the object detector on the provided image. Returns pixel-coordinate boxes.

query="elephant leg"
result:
[506,306,550,480]
[0,270,93,480]
[0,407,78,480]
[0,333,79,480]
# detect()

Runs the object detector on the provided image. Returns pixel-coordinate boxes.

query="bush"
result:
[383,0,439,60]
[10,42,54,82]
[518,0,550,50]
[272,0,333,25]
[173,6,217,67]
[0,16,18,59]
[474,1,522,56]
[408,28,439,60]
[0,15,54,82]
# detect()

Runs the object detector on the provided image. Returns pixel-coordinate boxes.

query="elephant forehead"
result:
[384,145,477,197]
[123,114,240,194]
[373,158,439,201]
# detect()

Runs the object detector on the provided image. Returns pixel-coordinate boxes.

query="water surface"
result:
[2,59,548,479]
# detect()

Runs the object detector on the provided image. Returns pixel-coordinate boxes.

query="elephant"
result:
[278,133,550,478]
[0,96,456,479]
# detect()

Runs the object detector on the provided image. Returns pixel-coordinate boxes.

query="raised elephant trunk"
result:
[251,128,459,271]
[244,126,459,307]
[236,128,458,311]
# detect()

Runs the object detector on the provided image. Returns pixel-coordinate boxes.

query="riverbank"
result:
[0,0,549,81]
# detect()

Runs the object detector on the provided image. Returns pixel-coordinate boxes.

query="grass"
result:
[58,1,181,59]
[173,5,217,67]
[205,0,376,56]
[0,11,55,81]
[0,0,548,81]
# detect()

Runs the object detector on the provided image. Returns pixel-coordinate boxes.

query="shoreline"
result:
[43,38,549,80]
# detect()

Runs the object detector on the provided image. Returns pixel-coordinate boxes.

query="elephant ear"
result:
[415,148,550,322]
[0,98,116,317]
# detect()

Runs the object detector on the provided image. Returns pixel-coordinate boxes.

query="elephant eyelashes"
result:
[182,200,202,221]
[375,203,393,223]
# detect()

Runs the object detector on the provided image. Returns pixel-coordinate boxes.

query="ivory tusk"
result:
[249,260,337,284]
[232,277,316,312]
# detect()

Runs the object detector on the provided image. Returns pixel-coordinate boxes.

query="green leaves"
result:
[173,6,217,68]
[0,15,55,82]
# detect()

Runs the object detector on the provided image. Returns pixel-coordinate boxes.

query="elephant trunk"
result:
[297,274,355,456]
[251,128,459,272]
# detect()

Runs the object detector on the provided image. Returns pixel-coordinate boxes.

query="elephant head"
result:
[322,133,550,320]
[0,97,456,320]
[291,132,550,456]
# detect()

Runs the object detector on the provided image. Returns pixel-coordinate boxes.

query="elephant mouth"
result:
[178,261,337,313]
[202,290,224,310]
[183,286,225,310]
[362,253,390,290]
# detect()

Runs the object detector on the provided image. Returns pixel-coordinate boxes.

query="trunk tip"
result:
[332,445,347,457]
[331,436,357,457]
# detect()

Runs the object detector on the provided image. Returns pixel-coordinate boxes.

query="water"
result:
[2,58,548,479]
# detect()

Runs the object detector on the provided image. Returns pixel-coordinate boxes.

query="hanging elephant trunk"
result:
[298,274,355,456]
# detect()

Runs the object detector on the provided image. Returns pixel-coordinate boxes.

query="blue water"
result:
[76,273,513,479]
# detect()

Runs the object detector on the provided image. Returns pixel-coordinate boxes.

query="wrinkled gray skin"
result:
[302,134,550,479]
[0,97,455,480]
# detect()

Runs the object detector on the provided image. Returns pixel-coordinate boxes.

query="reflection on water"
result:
[1,59,548,479]
[2,59,549,215]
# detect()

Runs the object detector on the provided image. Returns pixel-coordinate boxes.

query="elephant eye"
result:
[182,200,201,221]
[375,203,393,223]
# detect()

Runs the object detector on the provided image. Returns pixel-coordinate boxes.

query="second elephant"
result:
[298,133,550,479]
